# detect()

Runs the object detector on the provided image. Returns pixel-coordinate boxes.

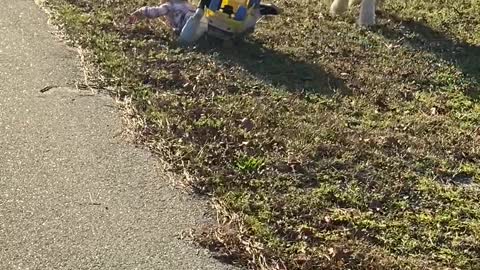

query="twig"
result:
[39,85,59,93]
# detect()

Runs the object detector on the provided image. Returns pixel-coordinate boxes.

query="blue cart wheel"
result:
[234,6,247,21]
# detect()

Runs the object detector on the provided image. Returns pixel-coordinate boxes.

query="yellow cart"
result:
[204,0,262,40]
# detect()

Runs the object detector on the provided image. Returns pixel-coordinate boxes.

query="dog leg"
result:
[358,0,376,26]
[330,0,349,15]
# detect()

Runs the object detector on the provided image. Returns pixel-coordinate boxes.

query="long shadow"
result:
[374,13,480,99]
[195,37,348,96]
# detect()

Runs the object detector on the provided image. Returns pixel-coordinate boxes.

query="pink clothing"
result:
[137,2,196,32]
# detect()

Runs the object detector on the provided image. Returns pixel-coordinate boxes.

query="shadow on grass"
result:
[375,13,480,99]
[195,38,348,96]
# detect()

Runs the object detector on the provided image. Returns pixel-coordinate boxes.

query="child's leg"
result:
[178,0,209,44]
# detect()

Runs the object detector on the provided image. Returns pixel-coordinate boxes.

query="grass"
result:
[41,0,480,269]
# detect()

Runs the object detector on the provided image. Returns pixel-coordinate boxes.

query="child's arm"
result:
[128,4,170,23]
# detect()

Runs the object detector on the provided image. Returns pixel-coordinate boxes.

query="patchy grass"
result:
[43,0,480,269]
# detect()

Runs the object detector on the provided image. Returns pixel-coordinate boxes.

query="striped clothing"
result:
[136,2,196,32]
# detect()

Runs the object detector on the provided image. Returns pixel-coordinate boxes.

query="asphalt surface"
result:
[0,0,234,269]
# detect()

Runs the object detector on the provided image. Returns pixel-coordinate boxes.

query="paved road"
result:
[0,1,234,269]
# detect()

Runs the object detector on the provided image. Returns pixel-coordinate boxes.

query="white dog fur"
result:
[330,0,385,26]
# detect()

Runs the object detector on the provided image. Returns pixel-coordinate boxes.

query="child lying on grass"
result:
[128,0,281,43]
